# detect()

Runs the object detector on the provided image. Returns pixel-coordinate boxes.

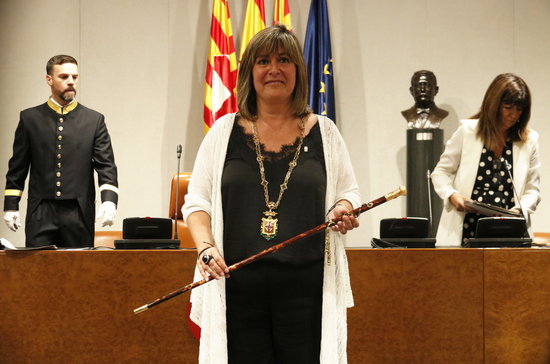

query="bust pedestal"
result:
[406,129,444,237]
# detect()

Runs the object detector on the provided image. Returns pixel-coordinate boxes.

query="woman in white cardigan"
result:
[182,24,360,364]
[432,73,540,246]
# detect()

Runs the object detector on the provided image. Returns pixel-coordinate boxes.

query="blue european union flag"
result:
[304,0,336,123]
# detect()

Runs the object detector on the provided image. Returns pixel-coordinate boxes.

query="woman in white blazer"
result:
[432,73,541,246]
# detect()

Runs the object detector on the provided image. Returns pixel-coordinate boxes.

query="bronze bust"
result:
[402,70,448,129]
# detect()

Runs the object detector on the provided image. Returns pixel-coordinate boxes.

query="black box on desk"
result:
[122,217,172,239]
[115,217,179,249]
[374,217,435,248]
[464,217,531,248]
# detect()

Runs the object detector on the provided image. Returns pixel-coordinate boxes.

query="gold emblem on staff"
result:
[260,211,278,240]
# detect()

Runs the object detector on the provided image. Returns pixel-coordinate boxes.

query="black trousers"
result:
[25,199,93,248]
[226,259,323,364]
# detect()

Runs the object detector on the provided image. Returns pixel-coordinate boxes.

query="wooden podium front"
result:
[0,250,199,363]
[2,248,550,363]
[347,249,483,363]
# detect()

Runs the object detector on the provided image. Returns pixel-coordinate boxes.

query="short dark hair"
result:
[473,73,531,149]
[237,24,310,120]
[46,55,78,75]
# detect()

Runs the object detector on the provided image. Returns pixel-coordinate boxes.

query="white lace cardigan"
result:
[182,113,361,364]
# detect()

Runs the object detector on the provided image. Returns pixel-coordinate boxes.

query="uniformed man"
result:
[3,55,118,248]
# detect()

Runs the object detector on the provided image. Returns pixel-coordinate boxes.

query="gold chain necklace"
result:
[250,117,305,241]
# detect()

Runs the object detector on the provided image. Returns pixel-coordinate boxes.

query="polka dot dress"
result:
[462,142,515,245]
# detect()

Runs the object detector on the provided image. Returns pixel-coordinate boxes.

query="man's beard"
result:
[61,89,76,102]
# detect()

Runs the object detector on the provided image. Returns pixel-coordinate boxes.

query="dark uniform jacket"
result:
[4,99,118,235]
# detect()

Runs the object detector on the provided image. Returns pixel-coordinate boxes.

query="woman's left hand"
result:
[327,201,360,234]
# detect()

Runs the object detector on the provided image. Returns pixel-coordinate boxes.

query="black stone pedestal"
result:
[406,129,444,237]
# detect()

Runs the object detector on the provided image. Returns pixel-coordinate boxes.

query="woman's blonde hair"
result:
[237,24,310,120]
[473,73,531,150]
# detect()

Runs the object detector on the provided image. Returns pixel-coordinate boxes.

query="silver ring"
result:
[202,254,213,265]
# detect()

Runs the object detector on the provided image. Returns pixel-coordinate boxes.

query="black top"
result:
[462,142,515,243]
[222,118,326,266]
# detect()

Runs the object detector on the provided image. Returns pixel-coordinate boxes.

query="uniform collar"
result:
[47,98,79,115]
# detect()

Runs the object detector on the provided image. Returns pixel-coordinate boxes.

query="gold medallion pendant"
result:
[260,211,278,240]
[250,117,305,241]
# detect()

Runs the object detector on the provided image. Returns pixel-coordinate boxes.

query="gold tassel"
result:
[325,232,331,266]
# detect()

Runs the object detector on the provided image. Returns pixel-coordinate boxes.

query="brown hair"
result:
[237,24,309,120]
[473,73,531,150]
[46,55,78,75]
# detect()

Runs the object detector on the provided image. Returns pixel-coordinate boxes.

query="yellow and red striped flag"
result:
[274,0,292,30]
[203,0,238,132]
[239,0,266,59]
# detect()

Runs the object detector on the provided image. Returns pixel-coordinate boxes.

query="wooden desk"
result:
[1,248,550,363]
[347,249,484,363]
[0,250,199,364]
[484,249,550,364]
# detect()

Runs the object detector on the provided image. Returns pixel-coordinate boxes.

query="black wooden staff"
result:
[134,186,406,314]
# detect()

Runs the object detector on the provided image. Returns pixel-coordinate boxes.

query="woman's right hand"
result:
[449,193,474,212]
[187,211,230,280]
[197,245,230,281]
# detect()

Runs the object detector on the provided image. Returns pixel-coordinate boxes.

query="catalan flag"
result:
[304,0,336,123]
[274,0,292,30]
[194,0,238,338]
[240,0,266,59]
[203,0,238,132]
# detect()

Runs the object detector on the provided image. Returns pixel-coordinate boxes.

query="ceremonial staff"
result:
[134,186,407,314]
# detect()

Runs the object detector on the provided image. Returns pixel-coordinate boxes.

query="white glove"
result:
[4,211,21,232]
[96,201,117,227]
